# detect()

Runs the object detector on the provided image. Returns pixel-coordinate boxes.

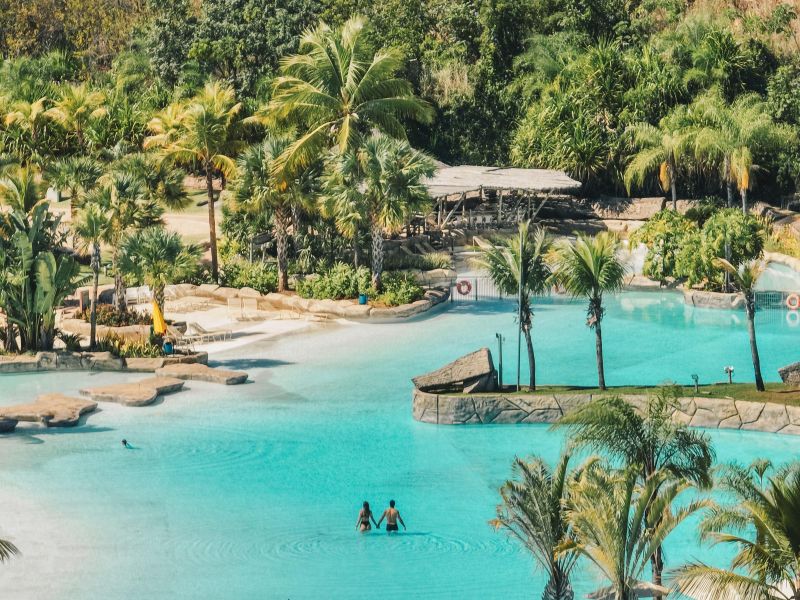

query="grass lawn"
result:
[466,383,800,406]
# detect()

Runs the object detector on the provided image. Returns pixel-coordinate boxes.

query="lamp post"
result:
[496,333,504,389]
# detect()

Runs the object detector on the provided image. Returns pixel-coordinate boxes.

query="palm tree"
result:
[492,453,581,600]
[3,97,53,162]
[0,537,18,562]
[146,81,244,282]
[624,107,693,210]
[84,171,161,312]
[263,16,434,176]
[551,232,626,390]
[73,203,112,349]
[692,91,792,213]
[714,258,766,391]
[0,166,42,213]
[321,134,434,290]
[553,388,715,594]
[118,227,200,315]
[474,221,552,389]
[44,156,103,206]
[674,460,800,600]
[232,135,315,292]
[45,83,107,148]
[560,465,705,600]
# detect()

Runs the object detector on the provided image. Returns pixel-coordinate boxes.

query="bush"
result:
[220,256,278,293]
[630,210,698,283]
[766,226,800,259]
[94,334,165,358]
[80,305,151,326]
[375,272,425,307]
[296,263,371,300]
[57,331,83,351]
[384,251,452,271]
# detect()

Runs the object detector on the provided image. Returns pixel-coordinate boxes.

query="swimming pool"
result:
[1,291,800,599]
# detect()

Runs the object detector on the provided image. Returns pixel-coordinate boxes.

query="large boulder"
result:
[778,361,800,385]
[412,348,497,393]
[0,394,97,427]
[155,363,248,385]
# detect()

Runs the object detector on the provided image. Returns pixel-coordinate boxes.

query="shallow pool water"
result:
[2,291,800,599]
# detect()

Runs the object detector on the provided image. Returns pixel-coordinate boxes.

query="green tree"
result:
[119,227,200,315]
[551,232,626,390]
[263,15,434,175]
[674,460,800,600]
[695,208,765,290]
[714,258,766,392]
[44,83,107,148]
[624,106,693,210]
[553,388,715,594]
[0,166,43,213]
[320,133,434,290]
[561,465,706,600]
[630,210,698,284]
[2,97,54,163]
[232,135,315,292]
[475,221,552,389]
[492,453,581,600]
[146,80,244,282]
[73,203,112,349]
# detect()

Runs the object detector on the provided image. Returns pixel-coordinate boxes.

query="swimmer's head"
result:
[389,500,395,508]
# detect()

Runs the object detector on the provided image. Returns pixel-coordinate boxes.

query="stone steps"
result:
[154,363,248,385]
[0,394,97,428]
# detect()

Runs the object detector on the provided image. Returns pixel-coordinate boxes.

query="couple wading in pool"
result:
[357,500,406,533]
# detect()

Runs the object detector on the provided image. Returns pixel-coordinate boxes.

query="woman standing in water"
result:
[356,501,379,532]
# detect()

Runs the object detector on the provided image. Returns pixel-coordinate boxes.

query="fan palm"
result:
[73,204,112,349]
[45,83,107,148]
[262,16,434,176]
[553,387,715,594]
[551,232,626,389]
[145,81,245,282]
[673,460,800,600]
[44,156,103,205]
[560,465,706,600]
[474,221,552,389]
[232,135,315,292]
[692,91,792,213]
[624,106,693,210]
[492,453,582,600]
[714,258,766,391]
[119,227,200,315]
[321,133,434,290]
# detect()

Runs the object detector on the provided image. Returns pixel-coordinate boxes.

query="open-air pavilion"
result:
[422,165,582,231]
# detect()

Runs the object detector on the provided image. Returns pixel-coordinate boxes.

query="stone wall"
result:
[412,388,800,435]
[0,351,207,373]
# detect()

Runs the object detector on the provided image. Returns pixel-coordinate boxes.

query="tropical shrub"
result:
[383,251,452,271]
[79,305,151,327]
[630,210,698,283]
[296,263,371,300]
[219,256,278,294]
[57,331,84,351]
[375,272,425,307]
[94,334,165,358]
[696,209,766,289]
[766,225,800,259]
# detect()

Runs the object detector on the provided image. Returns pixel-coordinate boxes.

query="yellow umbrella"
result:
[152,300,167,335]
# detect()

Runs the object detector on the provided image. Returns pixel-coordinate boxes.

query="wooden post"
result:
[498,189,503,226]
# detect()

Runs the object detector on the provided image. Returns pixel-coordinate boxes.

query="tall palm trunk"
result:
[741,187,748,215]
[724,156,734,208]
[154,283,166,317]
[113,247,126,313]
[522,307,536,390]
[370,221,384,291]
[592,296,606,390]
[206,165,219,283]
[746,295,765,392]
[353,231,359,268]
[669,159,677,211]
[274,205,289,293]
[543,567,574,600]
[89,241,100,349]
[652,545,664,600]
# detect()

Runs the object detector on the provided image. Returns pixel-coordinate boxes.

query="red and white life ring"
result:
[787,294,800,310]
[456,280,473,296]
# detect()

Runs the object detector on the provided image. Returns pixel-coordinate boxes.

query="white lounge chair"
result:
[187,322,232,342]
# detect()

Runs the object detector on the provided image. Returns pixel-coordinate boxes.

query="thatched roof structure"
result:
[424,165,582,198]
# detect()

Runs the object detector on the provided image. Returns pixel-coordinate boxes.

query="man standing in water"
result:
[377,500,406,533]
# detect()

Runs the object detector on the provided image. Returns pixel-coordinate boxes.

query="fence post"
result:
[474,277,478,302]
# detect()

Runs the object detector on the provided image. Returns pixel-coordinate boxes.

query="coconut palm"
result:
[674,460,800,600]
[560,465,706,600]
[145,81,245,282]
[263,16,435,176]
[624,106,693,210]
[492,453,582,600]
[692,91,792,213]
[3,97,53,162]
[0,166,42,213]
[45,83,107,148]
[714,258,766,391]
[232,135,316,292]
[551,232,626,390]
[553,388,715,594]
[73,203,112,349]
[84,171,162,312]
[321,133,435,290]
[474,221,552,389]
[118,227,200,315]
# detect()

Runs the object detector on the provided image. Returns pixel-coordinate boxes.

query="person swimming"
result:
[356,501,379,532]
[377,500,405,533]
[121,439,132,449]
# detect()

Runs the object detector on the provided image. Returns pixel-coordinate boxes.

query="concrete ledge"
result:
[412,389,800,435]
[155,363,248,385]
[0,394,97,427]
[80,377,185,407]
[682,290,745,310]
[0,351,207,374]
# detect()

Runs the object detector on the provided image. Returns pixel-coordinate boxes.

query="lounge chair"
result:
[242,297,259,319]
[187,322,232,342]
[165,325,199,350]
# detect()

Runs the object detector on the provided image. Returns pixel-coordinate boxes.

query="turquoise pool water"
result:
[2,291,800,599]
